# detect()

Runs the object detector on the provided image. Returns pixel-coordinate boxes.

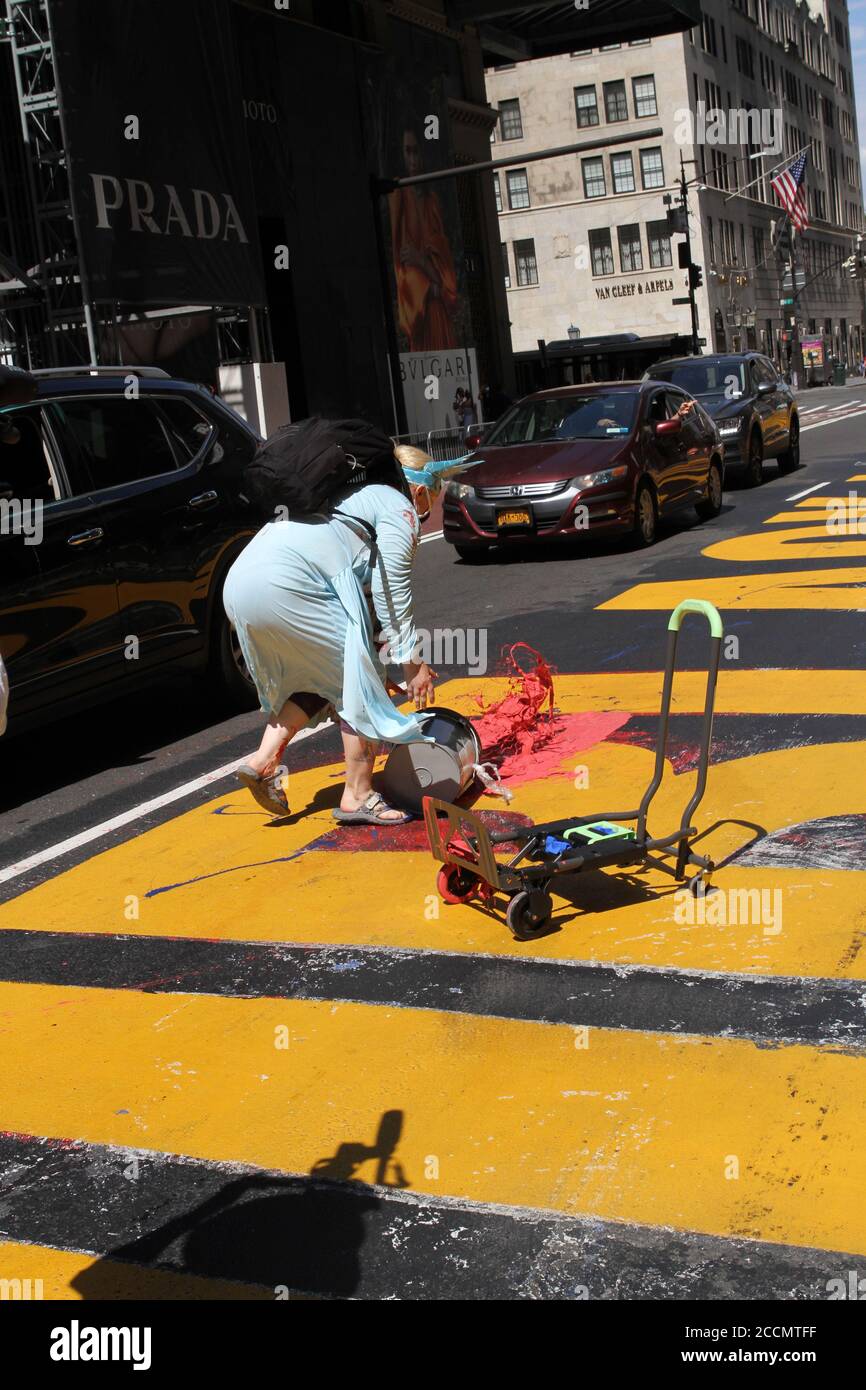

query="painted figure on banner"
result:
[389,122,459,352]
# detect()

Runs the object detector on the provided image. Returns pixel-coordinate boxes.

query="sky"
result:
[850,0,866,185]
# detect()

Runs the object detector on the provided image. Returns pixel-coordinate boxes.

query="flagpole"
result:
[789,229,801,390]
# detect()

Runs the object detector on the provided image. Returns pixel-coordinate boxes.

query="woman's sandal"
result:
[333,791,412,826]
[236,765,290,817]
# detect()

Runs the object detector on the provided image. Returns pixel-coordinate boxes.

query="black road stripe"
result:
[0,930,864,1048]
[0,1132,862,1300]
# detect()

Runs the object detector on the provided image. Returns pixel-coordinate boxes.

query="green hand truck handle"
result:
[668,599,724,639]
[638,598,724,875]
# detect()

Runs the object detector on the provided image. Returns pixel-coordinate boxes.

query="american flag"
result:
[771,152,809,231]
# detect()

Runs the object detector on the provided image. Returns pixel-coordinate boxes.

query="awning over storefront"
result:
[446,0,701,61]
[538,332,689,359]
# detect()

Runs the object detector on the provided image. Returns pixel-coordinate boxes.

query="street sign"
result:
[781,270,806,292]
[697,337,707,346]
[780,297,794,306]
[672,296,691,304]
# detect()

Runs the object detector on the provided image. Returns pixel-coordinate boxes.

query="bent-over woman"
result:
[223,445,436,825]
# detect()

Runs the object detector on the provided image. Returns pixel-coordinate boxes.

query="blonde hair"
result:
[393,443,433,471]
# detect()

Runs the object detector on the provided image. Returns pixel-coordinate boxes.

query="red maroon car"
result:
[443,380,724,560]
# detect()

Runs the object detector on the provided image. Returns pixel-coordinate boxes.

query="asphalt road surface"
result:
[1,381,865,1300]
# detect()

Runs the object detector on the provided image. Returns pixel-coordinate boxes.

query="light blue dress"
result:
[222,484,426,745]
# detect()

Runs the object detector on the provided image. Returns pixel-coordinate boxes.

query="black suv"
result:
[644,353,799,486]
[0,366,260,738]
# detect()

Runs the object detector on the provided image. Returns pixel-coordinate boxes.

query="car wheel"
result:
[454,544,490,563]
[777,415,800,474]
[696,458,723,520]
[631,481,657,547]
[744,429,764,487]
[211,605,258,710]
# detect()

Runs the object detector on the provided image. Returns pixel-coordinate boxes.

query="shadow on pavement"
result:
[69,1110,408,1301]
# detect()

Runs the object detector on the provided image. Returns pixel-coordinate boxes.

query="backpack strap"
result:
[332,510,378,566]
[332,511,406,643]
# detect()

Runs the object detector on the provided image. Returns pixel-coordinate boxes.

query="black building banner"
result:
[50,0,263,307]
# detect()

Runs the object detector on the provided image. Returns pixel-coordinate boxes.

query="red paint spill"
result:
[494,710,630,787]
[312,809,534,853]
[470,643,630,789]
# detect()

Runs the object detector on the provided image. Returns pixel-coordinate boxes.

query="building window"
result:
[499,98,523,141]
[582,156,606,198]
[502,242,511,289]
[514,238,538,286]
[629,39,650,46]
[589,228,615,276]
[632,75,657,118]
[639,147,665,189]
[618,224,643,272]
[646,219,672,267]
[574,85,599,128]
[493,174,502,213]
[701,14,717,56]
[604,80,628,122]
[611,151,636,193]
[600,44,621,51]
[752,226,764,265]
[506,168,530,209]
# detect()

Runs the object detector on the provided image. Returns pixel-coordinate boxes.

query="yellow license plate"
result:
[497,509,532,527]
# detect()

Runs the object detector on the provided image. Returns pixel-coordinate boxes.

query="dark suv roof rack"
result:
[31,365,171,379]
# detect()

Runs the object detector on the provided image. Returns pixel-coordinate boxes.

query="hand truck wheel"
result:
[688,868,712,897]
[437,864,480,904]
[506,889,553,938]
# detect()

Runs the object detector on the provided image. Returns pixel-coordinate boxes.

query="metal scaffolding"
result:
[3,0,90,364]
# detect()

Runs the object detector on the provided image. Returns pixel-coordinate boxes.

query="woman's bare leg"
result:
[340,729,405,820]
[246,698,308,780]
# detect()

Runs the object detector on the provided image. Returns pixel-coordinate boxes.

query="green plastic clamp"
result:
[667,599,723,639]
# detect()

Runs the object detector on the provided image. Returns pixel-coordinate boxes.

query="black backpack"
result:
[242,415,402,519]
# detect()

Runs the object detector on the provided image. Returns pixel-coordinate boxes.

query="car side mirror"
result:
[756,380,775,395]
[654,417,682,437]
[464,426,484,450]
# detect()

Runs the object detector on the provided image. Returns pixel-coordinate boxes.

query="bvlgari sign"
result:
[50,0,262,307]
[595,278,675,301]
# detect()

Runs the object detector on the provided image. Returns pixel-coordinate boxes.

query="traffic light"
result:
[666,204,688,236]
[843,238,866,280]
[688,263,704,289]
[677,241,690,269]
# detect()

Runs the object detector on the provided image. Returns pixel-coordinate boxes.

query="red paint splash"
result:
[472,643,555,761]
[470,643,629,790]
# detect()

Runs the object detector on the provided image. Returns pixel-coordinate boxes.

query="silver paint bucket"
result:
[380,707,482,814]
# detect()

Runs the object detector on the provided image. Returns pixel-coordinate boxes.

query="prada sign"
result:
[90,177,251,244]
[51,0,262,307]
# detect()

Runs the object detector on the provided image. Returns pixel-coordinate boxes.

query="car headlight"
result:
[718,421,743,438]
[446,480,475,499]
[571,465,628,490]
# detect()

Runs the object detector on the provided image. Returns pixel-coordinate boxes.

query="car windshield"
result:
[652,361,746,398]
[485,393,638,445]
